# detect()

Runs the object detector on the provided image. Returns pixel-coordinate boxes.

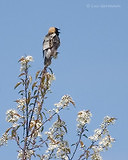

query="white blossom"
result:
[41,73,56,90]
[92,145,103,152]
[47,142,58,151]
[56,141,70,159]
[0,132,9,146]
[6,109,20,123]
[100,116,116,128]
[91,151,102,160]
[53,119,65,129]
[30,120,42,137]
[45,119,66,139]
[12,123,19,128]
[17,149,34,160]
[89,129,102,141]
[77,110,92,128]
[53,108,59,113]
[25,55,33,62]
[48,73,56,84]
[88,116,116,160]
[91,146,103,160]
[45,118,69,159]
[19,55,33,72]
[16,98,26,111]
[47,73,56,89]
[99,135,115,150]
[54,95,75,109]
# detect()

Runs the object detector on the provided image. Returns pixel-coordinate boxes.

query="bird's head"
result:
[48,27,60,36]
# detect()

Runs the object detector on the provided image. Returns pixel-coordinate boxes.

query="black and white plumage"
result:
[43,27,60,67]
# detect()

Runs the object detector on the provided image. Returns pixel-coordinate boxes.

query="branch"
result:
[70,127,84,160]
[25,63,29,138]
[28,67,47,131]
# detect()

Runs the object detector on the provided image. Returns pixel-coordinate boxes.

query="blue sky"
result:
[0,0,128,159]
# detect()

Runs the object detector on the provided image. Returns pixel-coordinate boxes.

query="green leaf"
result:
[14,82,22,89]
[20,78,25,85]
[5,127,12,133]
[33,89,38,95]
[27,90,31,104]
[27,97,30,105]
[42,111,47,119]
[39,113,43,121]
[83,134,88,138]
[36,154,41,159]
[63,125,68,133]
[29,75,32,83]
[15,125,21,131]
[11,130,16,138]
[41,126,44,132]
[18,90,24,95]
[41,76,45,85]
[18,57,25,63]
[36,70,40,79]
[32,82,37,90]
[27,79,30,88]
[85,128,88,132]
[18,73,25,77]
[48,67,53,74]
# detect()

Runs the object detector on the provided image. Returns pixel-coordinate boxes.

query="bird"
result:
[43,27,60,67]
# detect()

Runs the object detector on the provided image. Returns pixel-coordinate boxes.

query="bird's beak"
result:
[56,28,60,32]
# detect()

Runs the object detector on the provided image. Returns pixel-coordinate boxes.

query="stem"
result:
[25,63,29,138]
[28,67,47,131]
[48,150,54,160]
[70,127,84,160]
[27,67,47,147]
[22,63,29,160]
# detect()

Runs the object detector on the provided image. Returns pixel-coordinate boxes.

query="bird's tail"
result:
[44,57,51,67]
[53,51,59,59]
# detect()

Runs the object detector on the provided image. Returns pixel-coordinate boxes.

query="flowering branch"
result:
[0,55,116,160]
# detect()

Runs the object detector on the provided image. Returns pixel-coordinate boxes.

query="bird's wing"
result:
[53,34,60,49]
[43,35,51,50]
[43,35,51,58]
[43,33,60,57]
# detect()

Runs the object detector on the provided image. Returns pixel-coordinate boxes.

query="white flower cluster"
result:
[6,109,20,123]
[48,73,56,83]
[30,119,43,137]
[90,135,114,160]
[89,128,102,141]
[0,132,9,146]
[44,118,70,159]
[56,141,70,160]
[88,116,116,160]
[17,149,34,160]
[100,116,116,128]
[44,140,70,160]
[16,98,26,111]
[45,73,56,89]
[91,146,103,160]
[77,110,92,128]
[45,119,66,141]
[54,95,75,112]
[99,135,115,150]
[19,55,33,72]
[89,116,116,142]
